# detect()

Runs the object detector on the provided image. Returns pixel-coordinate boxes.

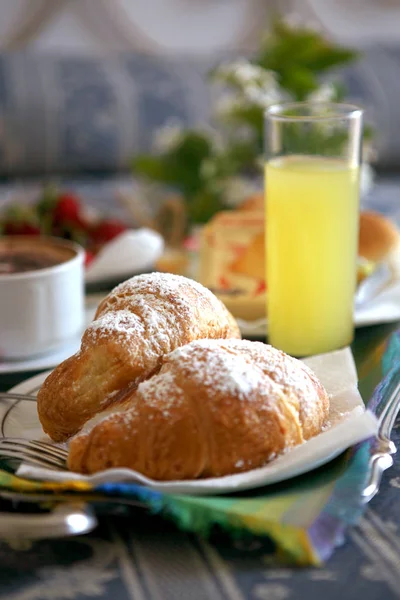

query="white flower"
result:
[244,83,280,108]
[152,119,184,153]
[235,63,275,87]
[216,81,280,115]
[216,59,260,82]
[216,59,277,89]
[220,177,260,208]
[308,83,336,104]
[214,59,280,113]
[215,93,241,118]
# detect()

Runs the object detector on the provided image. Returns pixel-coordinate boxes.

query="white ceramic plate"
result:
[2,349,378,496]
[0,338,82,376]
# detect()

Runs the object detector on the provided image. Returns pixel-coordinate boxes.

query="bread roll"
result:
[37,273,240,442]
[68,339,329,480]
[359,211,400,263]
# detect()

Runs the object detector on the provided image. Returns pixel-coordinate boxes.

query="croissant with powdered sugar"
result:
[37,273,240,442]
[68,339,329,480]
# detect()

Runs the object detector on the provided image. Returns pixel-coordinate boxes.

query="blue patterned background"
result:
[0,47,399,177]
[0,53,213,176]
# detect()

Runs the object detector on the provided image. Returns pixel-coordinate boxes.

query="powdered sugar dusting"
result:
[168,340,266,400]
[137,369,184,417]
[86,310,142,338]
[84,273,237,365]
[100,390,119,406]
[165,338,328,431]
[198,339,326,420]
[98,273,228,332]
[106,272,225,314]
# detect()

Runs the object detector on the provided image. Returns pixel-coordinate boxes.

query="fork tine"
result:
[0,442,67,468]
[0,438,66,464]
[0,392,38,402]
[0,444,66,466]
[0,447,67,469]
[26,440,68,460]
[0,438,68,460]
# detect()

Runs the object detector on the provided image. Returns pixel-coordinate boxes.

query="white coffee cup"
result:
[0,236,85,360]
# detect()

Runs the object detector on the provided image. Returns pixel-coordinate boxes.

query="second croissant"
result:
[68,339,329,480]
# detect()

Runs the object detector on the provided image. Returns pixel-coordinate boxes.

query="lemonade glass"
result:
[264,102,363,356]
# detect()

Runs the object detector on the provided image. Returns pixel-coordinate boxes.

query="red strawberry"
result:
[1,205,41,236]
[90,219,127,245]
[84,250,95,268]
[3,221,40,235]
[52,193,87,229]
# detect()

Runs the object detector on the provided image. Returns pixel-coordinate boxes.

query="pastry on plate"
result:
[37,273,240,442]
[357,210,400,281]
[68,339,329,480]
[198,207,400,320]
[198,210,266,321]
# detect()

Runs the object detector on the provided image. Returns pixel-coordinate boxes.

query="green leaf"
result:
[132,156,172,184]
[279,67,318,101]
[35,183,59,219]
[255,19,357,100]
[212,141,260,178]
[132,131,215,198]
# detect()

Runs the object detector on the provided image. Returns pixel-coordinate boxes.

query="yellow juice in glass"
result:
[265,155,359,356]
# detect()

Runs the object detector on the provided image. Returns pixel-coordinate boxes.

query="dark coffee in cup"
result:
[0,237,75,275]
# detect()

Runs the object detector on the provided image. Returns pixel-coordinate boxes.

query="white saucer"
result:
[0,337,82,374]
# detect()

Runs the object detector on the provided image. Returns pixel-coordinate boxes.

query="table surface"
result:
[0,176,399,600]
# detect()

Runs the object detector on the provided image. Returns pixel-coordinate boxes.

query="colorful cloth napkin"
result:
[0,330,399,566]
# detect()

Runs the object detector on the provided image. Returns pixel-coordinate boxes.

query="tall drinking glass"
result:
[264,102,363,357]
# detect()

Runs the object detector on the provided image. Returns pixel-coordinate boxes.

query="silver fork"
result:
[362,374,400,502]
[0,438,68,470]
[0,392,38,402]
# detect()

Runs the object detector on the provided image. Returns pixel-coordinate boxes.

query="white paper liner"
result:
[16,347,378,496]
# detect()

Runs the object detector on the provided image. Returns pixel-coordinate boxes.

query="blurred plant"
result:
[255,19,356,100]
[132,19,373,225]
